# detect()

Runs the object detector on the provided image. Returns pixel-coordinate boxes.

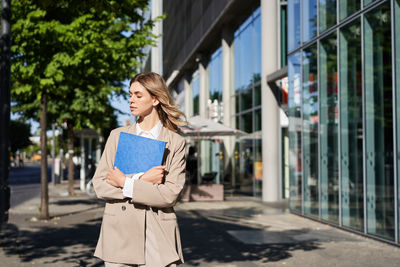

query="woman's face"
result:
[129,81,159,117]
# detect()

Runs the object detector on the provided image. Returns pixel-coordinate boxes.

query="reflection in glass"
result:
[395,0,400,243]
[339,0,360,21]
[319,0,336,32]
[281,3,288,67]
[255,109,261,132]
[302,0,317,43]
[288,0,301,52]
[192,72,200,116]
[209,48,223,121]
[234,9,261,91]
[255,84,261,106]
[319,33,338,224]
[288,53,302,212]
[209,48,222,102]
[302,44,318,217]
[364,0,376,7]
[364,3,394,240]
[339,19,364,231]
[239,139,255,195]
[241,112,253,134]
[241,87,253,111]
[253,15,261,79]
[254,139,263,197]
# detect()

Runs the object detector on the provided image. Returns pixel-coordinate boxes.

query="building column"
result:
[151,0,163,75]
[222,27,235,188]
[261,0,280,202]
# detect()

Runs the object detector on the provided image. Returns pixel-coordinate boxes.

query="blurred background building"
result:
[147,0,400,245]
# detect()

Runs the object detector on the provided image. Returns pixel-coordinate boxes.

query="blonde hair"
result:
[130,72,187,133]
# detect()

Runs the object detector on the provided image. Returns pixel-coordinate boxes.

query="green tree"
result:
[11,0,157,219]
[9,120,31,154]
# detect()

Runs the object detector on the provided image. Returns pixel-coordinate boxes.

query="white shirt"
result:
[122,121,162,198]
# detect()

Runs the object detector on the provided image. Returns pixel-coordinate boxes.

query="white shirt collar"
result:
[136,120,162,139]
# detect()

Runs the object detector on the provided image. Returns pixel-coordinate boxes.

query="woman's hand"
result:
[106,167,126,188]
[140,165,166,184]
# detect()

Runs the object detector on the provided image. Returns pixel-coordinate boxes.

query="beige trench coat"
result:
[93,123,186,266]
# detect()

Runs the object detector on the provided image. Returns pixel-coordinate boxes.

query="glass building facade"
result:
[233,8,262,196]
[288,0,400,243]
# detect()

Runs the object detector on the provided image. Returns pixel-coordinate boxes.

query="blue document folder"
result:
[113,132,166,175]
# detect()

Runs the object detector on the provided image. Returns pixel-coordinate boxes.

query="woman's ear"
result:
[152,96,160,107]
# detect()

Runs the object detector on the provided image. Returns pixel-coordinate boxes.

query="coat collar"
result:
[128,121,170,148]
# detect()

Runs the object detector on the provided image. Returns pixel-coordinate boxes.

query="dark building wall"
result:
[163,0,231,79]
[162,0,259,83]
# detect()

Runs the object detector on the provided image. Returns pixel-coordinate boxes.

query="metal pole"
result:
[51,123,55,185]
[0,0,11,230]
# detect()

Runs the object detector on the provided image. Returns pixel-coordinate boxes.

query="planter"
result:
[180,184,224,202]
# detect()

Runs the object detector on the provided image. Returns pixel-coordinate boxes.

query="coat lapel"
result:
[128,122,137,135]
[158,125,171,167]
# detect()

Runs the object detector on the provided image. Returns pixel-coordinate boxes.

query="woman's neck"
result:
[138,109,160,131]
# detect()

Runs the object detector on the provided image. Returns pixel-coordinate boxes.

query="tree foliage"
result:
[9,120,31,153]
[11,0,156,131]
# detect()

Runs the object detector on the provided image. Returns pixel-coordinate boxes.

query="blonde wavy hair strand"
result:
[130,72,187,133]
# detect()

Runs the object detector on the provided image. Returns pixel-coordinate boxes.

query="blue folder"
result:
[113,132,166,175]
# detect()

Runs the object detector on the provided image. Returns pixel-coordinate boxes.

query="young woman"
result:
[92,72,187,267]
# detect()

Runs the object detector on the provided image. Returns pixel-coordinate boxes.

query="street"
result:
[0,164,400,266]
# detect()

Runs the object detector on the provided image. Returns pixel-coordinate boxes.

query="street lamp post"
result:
[0,0,11,231]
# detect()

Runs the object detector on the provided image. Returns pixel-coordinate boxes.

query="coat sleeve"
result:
[131,137,186,208]
[92,130,125,200]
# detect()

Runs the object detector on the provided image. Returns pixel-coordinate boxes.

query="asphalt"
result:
[1,180,400,267]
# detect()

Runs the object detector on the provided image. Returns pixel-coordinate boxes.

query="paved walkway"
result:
[1,182,399,267]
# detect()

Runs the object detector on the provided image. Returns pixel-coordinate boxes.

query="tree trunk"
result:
[40,91,49,220]
[67,121,75,196]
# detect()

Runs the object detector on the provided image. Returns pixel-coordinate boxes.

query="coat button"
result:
[121,205,126,211]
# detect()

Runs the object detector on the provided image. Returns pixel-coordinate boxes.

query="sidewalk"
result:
[0,182,399,267]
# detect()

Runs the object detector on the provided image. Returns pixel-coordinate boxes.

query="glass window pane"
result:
[240,87,253,111]
[364,2,394,240]
[209,48,223,121]
[302,44,318,217]
[241,112,253,133]
[395,0,400,243]
[288,52,302,212]
[239,25,253,90]
[255,84,261,106]
[281,4,288,67]
[288,0,301,52]
[339,18,364,231]
[253,15,261,80]
[302,0,318,43]
[319,32,338,224]
[364,0,377,7]
[192,73,200,116]
[339,0,360,21]
[254,139,263,197]
[234,34,241,92]
[235,94,240,114]
[319,0,336,32]
[255,109,261,132]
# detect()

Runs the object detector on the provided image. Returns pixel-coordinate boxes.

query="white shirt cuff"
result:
[122,173,144,198]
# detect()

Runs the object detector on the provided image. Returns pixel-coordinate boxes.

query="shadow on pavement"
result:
[178,210,322,266]
[0,217,103,266]
[1,202,322,266]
